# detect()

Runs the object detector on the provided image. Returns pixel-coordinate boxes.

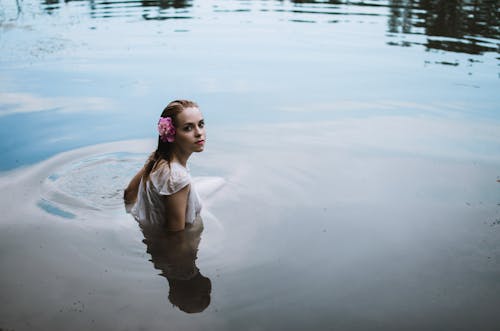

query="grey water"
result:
[1,1,499,330]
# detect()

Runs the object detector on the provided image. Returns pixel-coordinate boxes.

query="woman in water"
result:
[125,100,211,313]
[124,99,206,231]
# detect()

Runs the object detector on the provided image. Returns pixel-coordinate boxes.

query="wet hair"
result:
[143,99,199,182]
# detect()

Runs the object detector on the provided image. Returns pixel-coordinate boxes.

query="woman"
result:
[124,99,206,231]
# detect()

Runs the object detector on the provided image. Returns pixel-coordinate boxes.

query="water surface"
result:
[0,1,499,330]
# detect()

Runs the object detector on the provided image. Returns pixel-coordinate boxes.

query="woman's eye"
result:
[183,125,193,131]
[199,121,204,128]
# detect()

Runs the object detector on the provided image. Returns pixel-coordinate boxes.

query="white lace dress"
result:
[131,161,202,227]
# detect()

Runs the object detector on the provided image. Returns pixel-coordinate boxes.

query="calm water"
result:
[1,1,499,330]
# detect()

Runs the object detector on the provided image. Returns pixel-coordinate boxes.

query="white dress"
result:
[131,161,202,227]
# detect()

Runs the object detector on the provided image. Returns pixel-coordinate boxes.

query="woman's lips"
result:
[196,140,205,145]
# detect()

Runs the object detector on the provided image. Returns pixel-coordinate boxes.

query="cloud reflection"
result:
[0,92,114,116]
[278,100,469,114]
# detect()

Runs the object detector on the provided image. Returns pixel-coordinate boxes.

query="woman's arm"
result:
[163,184,190,232]
[124,167,145,204]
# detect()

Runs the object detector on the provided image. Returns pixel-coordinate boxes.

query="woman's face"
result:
[174,107,206,153]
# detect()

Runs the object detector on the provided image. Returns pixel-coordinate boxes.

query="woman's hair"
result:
[168,273,212,313]
[142,99,199,182]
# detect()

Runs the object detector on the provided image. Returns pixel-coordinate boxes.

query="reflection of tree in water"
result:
[289,0,343,4]
[42,0,191,7]
[141,220,211,314]
[419,0,498,39]
[140,0,192,9]
[388,0,414,35]
[290,0,498,55]
[388,0,499,54]
[37,0,497,54]
[41,0,193,18]
[41,0,60,15]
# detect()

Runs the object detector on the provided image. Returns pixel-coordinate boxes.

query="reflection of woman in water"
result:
[141,219,212,313]
[123,99,211,312]
[124,99,206,231]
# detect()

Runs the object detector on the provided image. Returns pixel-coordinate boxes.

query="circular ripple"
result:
[40,152,145,218]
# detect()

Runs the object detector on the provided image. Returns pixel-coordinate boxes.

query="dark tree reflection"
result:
[388,0,415,34]
[36,0,498,55]
[41,0,193,19]
[287,0,498,54]
[389,0,499,54]
[418,0,498,40]
[41,0,61,14]
[289,0,342,4]
[140,0,192,9]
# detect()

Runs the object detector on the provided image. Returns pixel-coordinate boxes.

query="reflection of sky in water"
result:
[1,1,498,148]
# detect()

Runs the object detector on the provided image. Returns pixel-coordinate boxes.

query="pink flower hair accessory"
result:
[158,116,176,143]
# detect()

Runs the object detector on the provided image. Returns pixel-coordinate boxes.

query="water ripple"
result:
[39,152,144,217]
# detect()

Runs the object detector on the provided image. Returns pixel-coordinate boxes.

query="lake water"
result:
[1,0,499,330]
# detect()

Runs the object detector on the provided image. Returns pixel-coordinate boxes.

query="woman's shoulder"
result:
[152,160,188,177]
[150,160,190,194]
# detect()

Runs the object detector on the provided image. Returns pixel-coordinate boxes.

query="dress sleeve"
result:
[149,162,190,195]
